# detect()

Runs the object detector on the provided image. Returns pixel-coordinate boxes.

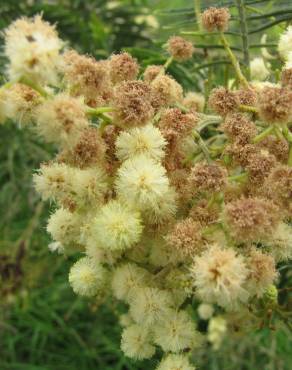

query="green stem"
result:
[219,32,250,89]
[86,106,114,116]
[228,172,248,182]
[288,147,292,167]
[252,125,274,144]
[236,0,250,78]
[193,130,212,163]
[19,77,50,97]
[174,102,189,113]
[194,0,202,31]
[163,56,174,70]
[0,81,14,91]
[239,104,258,114]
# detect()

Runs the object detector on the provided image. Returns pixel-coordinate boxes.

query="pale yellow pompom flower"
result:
[121,324,155,360]
[129,287,174,327]
[111,263,151,302]
[116,124,166,162]
[207,316,227,350]
[4,15,63,85]
[69,257,107,297]
[72,167,107,208]
[156,354,196,370]
[90,200,143,251]
[33,162,74,202]
[154,310,200,353]
[46,207,82,248]
[190,245,249,309]
[115,154,170,212]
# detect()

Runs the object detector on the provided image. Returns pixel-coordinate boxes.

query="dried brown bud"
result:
[189,162,227,193]
[245,151,276,186]
[246,248,277,296]
[258,86,292,124]
[151,75,183,108]
[225,142,259,167]
[109,52,139,84]
[62,50,111,104]
[202,7,230,32]
[60,127,106,169]
[225,197,280,242]
[189,199,220,226]
[259,136,289,163]
[143,65,164,83]
[167,36,194,61]
[221,113,257,144]
[209,87,239,116]
[183,92,205,112]
[159,108,198,142]
[112,81,154,127]
[236,88,257,106]
[166,218,204,257]
[264,165,292,208]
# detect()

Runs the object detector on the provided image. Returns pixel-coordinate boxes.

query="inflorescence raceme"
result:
[1,9,292,370]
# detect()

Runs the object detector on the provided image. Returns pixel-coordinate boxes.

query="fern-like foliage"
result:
[128,0,292,89]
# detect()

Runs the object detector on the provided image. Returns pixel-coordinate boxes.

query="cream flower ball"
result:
[190,244,249,309]
[68,257,107,297]
[115,154,170,212]
[156,354,196,370]
[116,124,166,162]
[90,200,143,251]
[121,324,155,360]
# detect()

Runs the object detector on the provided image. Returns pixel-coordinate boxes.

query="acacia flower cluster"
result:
[1,11,292,370]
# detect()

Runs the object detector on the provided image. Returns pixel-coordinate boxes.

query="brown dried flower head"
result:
[109,52,139,84]
[225,142,259,167]
[264,165,292,207]
[225,197,280,242]
[257,86,292,124]
[143,65,164,83]
[112,81,154,127]
[246,248,277,297]
[245,150,276,186]
[61,127,106,169]
[189,199,220,226]
[62,50,111,104]
[167,36,194,61]
[259,136,289,163]
[183,92,205,112]
[151,74,183,108]
[165,218,204,257]
[236,88,258,107]
[222,113,257,144]
[208,87,239,116]
[158,108,198,142]
[36,94,89,146]
[189,162,227,194]
[202,7,230,32]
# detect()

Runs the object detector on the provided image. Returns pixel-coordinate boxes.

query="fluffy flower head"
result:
[116,124,166,161]
[69,257,107,297]
[90,200,143,251]
[190,245,249,309]
[4,15,63,85]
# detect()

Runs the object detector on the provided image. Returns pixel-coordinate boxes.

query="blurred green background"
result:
[0,1,291,369]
